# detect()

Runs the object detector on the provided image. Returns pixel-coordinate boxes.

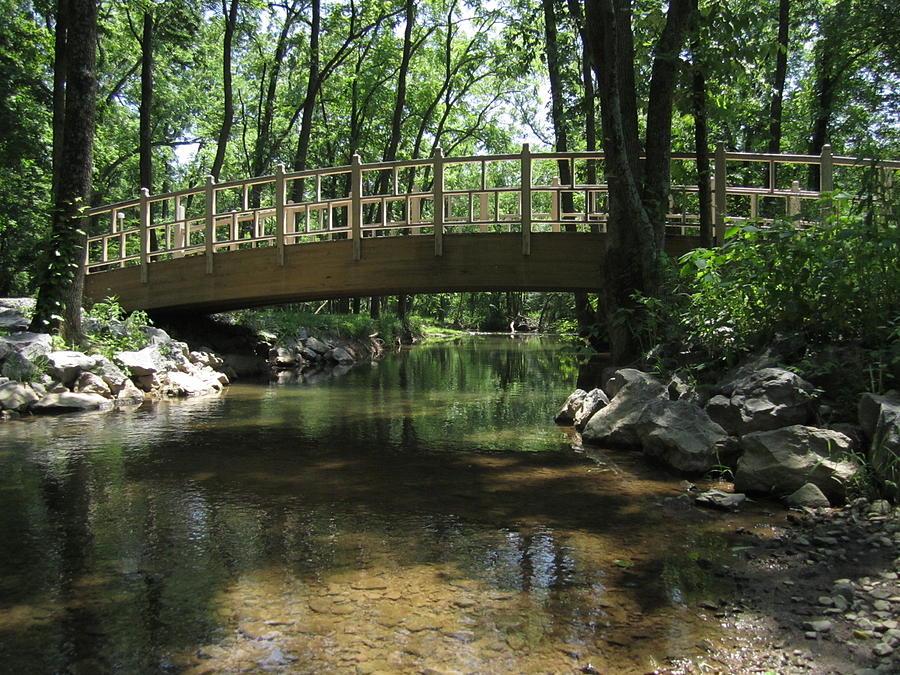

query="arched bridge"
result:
[83,145,897,313]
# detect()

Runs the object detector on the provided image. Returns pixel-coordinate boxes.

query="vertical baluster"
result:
[550,177,560,232]
[351,154,362,260]
[521,143,532,255]
[714,141,727,245]
[275,164,286,265]
[819,144,833,193]
[174,200,186,258]
[140,188,150,282]
[433,147,444,256]
[205,176,216,274]
[789,180,801,217]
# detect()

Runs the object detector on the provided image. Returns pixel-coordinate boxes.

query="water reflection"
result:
[0,336,752,673]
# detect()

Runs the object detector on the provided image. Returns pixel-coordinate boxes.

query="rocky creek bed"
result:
[661,497,899,674]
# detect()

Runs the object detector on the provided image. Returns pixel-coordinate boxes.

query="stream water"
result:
[0,336,780,674]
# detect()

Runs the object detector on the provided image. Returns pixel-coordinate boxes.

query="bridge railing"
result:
[84,144,899,279]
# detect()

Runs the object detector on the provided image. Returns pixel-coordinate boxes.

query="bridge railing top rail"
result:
[83,143,898,280]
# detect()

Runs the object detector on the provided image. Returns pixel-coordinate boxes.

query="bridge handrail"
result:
[84,143,899,279]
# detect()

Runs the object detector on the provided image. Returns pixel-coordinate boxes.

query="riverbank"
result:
[685,497,899,674]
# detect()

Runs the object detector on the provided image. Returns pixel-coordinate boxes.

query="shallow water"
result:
[0,336,776,673]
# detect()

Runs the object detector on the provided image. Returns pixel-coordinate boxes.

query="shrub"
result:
[83,296,151,359]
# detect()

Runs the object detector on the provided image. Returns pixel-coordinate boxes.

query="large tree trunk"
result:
[584,0,691,363]
[291,0,321,201]
[211,0,239,181]
[30,0,97,344]
[50,0,68,205]
[690,0,712,247]
[139,10,153,192]
[767,0,790,154]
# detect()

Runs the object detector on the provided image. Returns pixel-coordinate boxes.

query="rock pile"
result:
[267,332,381,383]
[1,322,230,419]
[557,364,899,506]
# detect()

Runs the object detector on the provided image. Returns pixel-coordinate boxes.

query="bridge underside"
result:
[85,232,701,313]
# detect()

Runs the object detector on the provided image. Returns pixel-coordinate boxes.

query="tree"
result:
[30,0,98,342]
[582,0,692,362]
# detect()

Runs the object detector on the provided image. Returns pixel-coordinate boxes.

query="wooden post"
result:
[174,201,186,258]
[275,163,286,265]
[433,146,444,256]
[479,192,489,232]
[205,176,216,274]
[140,188,150,282]
[789,180,801,217]
[550,176,560,232]
[714,141,727,245]
[521,143,532,255]
[819,144,833,193]
[351,154,362,260]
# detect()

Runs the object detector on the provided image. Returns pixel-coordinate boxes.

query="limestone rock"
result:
[582,371,667,447]
[157,371,221,397]
[116,378,146,404]
[304,336,330,354]
[88,356,129,394]
[74,371,112,397]
[0,331,52,360]
[46,350,98,388]
[555,389,587,425]
[706,367,814,435]
[784,482,831,508]
[574,388,610,431]
[735,425,859,501]
[695,489,747,511]
[32,392,114,413]
[115,348,158,377]
[635,398,731,473]
[326,346,354,365]
[603,368,663,400]
[858,393,900,500]
[0,381,40,412]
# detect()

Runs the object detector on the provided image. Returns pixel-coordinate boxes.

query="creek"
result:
[0,336,781,673]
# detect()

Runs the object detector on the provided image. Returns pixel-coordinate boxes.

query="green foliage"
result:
[677,194,900,362]
[227,307,423,345]
[83,296,151,359]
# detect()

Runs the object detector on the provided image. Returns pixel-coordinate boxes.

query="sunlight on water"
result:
[0,336,765,673]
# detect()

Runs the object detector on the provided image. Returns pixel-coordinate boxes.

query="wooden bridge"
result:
[83,144,898,313]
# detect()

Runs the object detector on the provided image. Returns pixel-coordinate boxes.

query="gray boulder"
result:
[32,392,114,413]
[157,371,221,397]
[603,368,662,400]
[304,336,330,354]
[0,381,40,412]
[574,388,610,431]
[695,489,747,511]
[116,379,146,404]
[46,351,98,388]
[784,482,831,508]
[88,356,130,394]
[328,346,355,365]
[706,367,814,435]
[271,346,298,368]
[0,302,30,331]
[635,399,731,473]
[735,425,859,501]
[555,389,587,425]
[74,371,112,397]
[582,371,667,447]
[858,393,900,500]
[0,332,52,360]
[115,348,158,377]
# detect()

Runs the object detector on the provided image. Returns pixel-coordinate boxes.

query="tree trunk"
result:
[211,0,239,181]
[690,0,712,247]
[767,0,790,154]
[139,10,153,192]
[50,0,68,206]
[30,0,97,344]
[291,0,321,201]
[584,0,691,362]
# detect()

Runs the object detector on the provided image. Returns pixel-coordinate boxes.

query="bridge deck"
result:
[85,233,699,312]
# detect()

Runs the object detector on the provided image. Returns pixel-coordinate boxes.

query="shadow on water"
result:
[0,336,768,673]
